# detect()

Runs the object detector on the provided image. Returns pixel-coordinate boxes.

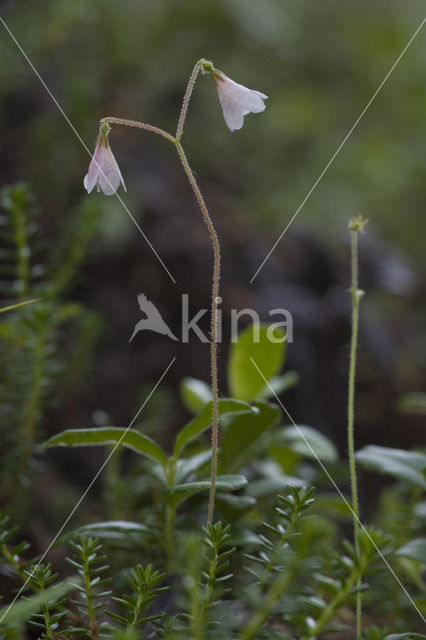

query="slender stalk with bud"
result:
[347,214,368,639]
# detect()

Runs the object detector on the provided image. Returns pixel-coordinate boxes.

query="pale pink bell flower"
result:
[84,125,126,196]
[212,70,268,132]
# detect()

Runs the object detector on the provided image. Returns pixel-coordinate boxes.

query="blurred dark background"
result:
[0,0,425,510]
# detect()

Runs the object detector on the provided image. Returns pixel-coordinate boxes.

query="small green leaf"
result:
[171,474,247,494]
[395,538,426,564]
[220,401,280,473]
[73,520,149,536]
[355,446,426,489]
[173,399,253,457]
[180,377,212,413]
[167,474,247,507]
[274,425,338,463]
[269,444,300,474]
[176,450,212,483]
[383,634,426,640]
[246,474,305,498]
[397,392,426,415]
[312,493,353,519]
[45,427,168,467]
[216,493,256,510]
[228,324,286,401]
[414,502,426,521]
[256,371,299,399]
[216,493,257,521]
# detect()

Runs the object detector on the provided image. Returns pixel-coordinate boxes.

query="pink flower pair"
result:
[84,70,267,196]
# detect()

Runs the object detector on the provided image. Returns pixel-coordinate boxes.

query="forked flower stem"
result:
[347,215,367,639]
[175,141,220,524]
[101,59,221,525]
[100,117,176,143]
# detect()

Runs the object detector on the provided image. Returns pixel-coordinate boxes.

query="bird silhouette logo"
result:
[129,293,178,343]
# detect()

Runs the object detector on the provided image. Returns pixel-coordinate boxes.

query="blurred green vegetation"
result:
[0,0,425,261]
[0,0,425,519]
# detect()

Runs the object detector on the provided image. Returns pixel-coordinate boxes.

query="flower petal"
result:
[83,153,101,194]
[84,132,126,196]
[214,73,268,131]
[216,87,245,131]
[96,146,126,196]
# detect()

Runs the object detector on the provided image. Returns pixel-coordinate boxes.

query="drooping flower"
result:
[212,70,268,132]
[84,124,126,196]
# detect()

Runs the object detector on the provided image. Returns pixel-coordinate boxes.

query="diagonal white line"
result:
[0,16,176,284]
[250,15,426,284]
[0,357,176,624]
[250,356,426,624]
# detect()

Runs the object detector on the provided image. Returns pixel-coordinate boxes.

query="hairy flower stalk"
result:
[175,140,220,524]
[84,58,267,524]
[347,214,368,639]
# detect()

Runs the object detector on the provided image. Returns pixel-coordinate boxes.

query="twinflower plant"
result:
[84,58,267,523]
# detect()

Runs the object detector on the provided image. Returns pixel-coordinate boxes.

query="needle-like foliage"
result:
[106,564,168,631]
[67,536,112,638]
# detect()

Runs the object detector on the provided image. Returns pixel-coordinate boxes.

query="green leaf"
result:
[173,399,253,457]
[256,371,299,399]
[63,521,150,548]
[312,493,353,519]
[246,474,305,498]
[245,461,305,498]
[0,577,79,624]
[383,634,426,640]
[180,377,212,413]
[45,427,168,467]
[395,538,426,564]
[176,450,212,483]
[269,444,300,474]
[74,520,149,536]
[397,392,426,415]
[216,492,257,522]
[216,493,256,511]
[274,425,338,463]
[228,324,286,401]
[355,446,426,489]
[167,474,247,507]
[414,501,426,521]
[220,401,280,473]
